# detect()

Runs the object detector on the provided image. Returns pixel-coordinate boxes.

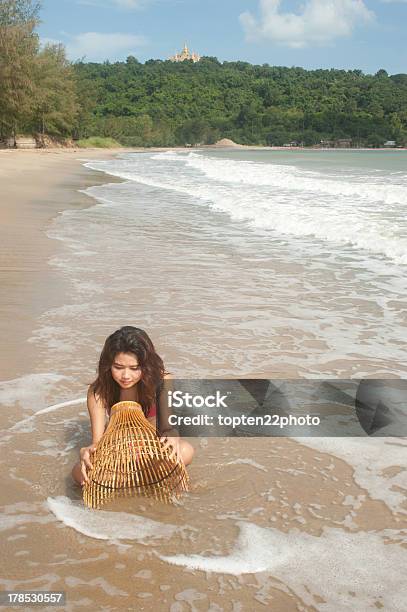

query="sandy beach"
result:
[0,149,128,380]
[0,148,406,611]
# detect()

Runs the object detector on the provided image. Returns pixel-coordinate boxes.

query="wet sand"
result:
[0,149,125,380]
[0,150,405,611]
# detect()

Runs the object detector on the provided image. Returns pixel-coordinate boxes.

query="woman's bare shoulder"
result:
[87,386,104,410]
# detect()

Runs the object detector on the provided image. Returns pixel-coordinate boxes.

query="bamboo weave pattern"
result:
[83,401,189,509]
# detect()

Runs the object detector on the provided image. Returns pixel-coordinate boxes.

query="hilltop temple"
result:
[169,43,201,63]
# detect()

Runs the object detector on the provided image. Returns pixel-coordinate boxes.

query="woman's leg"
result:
[179,439,194,466]
[71,462,84,486]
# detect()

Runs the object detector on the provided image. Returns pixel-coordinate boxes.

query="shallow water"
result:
[38,148,407,378]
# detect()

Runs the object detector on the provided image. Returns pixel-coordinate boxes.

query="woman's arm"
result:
[87,386,106,445]
[157,373,179,436]
[158,374,183,461]
[79,388,106,484]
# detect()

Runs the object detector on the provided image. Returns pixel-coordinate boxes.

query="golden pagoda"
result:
[169,43,201,63]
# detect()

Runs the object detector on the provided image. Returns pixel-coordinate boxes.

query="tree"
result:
[33,43,79,137]
[175,119,210,145]
[388,112,405,143]
[0,0,40,25]
[0,0,40,139]
[70,56,407,147]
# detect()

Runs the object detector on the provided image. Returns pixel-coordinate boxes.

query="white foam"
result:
[65,576,128,596]
[1,502,54,531]
[10,398,86,432]
[47,496,181,542]
[0,373,68,408]
[159,521,406,611]
[292,437,407,515]
[92,151,407,265]
[226,458,268,472]
[182,152,407,206]
[0,573,61,591]
[1,514,53,531]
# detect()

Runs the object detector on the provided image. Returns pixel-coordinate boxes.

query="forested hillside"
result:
[74,58,407,147]
[1,1,406,147]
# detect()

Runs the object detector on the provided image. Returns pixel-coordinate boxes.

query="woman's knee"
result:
[180,440,194,466]
[71,462,84,486]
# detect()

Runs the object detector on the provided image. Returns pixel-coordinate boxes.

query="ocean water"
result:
[40,148,407,377]
[1,148,406,610]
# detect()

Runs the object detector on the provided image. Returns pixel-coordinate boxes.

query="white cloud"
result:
[63,32,147,61]
[240,0,375,48]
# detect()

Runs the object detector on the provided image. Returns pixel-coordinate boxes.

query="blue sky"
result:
[39,0,407,74]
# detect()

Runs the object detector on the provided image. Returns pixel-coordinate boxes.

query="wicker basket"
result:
[83,401,189,509]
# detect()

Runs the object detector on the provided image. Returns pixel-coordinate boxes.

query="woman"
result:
[72,326,194,486]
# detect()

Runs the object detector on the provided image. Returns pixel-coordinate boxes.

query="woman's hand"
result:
[160,432,182,463]
[79,444,97,484]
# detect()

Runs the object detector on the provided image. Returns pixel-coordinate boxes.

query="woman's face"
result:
[111,352,142,388]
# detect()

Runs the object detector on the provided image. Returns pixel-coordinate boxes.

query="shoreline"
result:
[0,149,125,381]
[2,144,406,155]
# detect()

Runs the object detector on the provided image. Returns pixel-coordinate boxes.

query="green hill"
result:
[73,57,407,147]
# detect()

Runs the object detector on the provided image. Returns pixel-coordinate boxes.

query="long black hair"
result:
[90,326,165,416]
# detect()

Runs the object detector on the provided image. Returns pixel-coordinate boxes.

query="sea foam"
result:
[293,437,407,515]
[84,152,407,265]
[159,521,406,611]
[0,373,68,409]
[47,496,181,542]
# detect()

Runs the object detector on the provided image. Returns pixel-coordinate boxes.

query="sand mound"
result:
[213,138,241,147]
